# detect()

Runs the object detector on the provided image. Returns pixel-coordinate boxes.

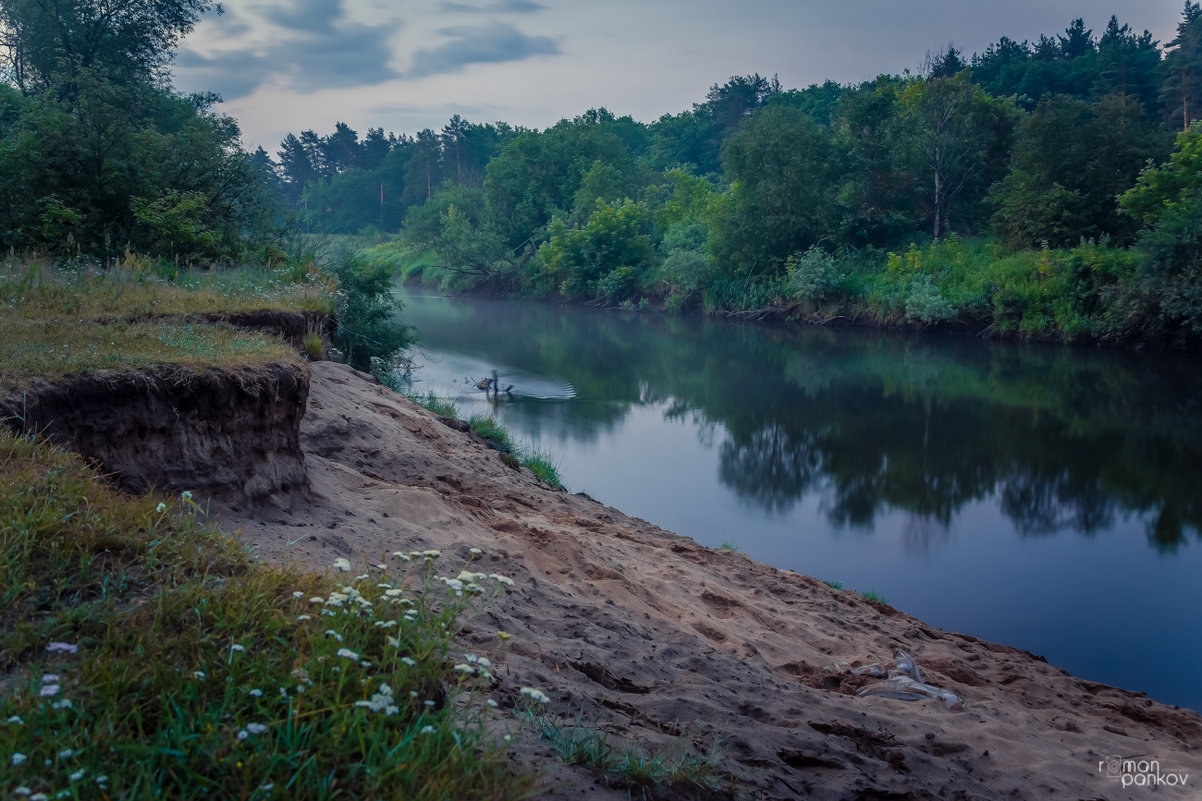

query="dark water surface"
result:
[398,290,1202,711]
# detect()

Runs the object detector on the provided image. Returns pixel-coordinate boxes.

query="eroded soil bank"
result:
[1,361,309,506]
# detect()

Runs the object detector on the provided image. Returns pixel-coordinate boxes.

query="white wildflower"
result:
[39,684,60,697]
[419,725,436,734]
[324,629,344,641]
[489,573,516,587]
[7,715,24,724]
[193,671,206,679]
[46,642,77,654]
[51,699,72,710]
[12,752,27,765]
[469,547,483,556]
[230,644,246,653]
[452,663,476,674]
[249,689,263,697]
[308,596,325,604]
[156,502,167,513]
[336,648,361,661]
[246,723,268,735]
[69,770,85,782]
[519,687,550,704]
[333,557,351,572]
[400,656,416,667]
[486,699,498,708]
[297,614,312,621]
[292,591,305,598]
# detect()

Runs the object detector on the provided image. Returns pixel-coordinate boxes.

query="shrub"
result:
[326,243,415,370]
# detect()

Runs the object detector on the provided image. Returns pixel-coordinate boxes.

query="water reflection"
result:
[400,291,1202,553]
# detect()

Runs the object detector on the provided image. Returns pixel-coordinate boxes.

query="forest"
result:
[3,3,1202,345]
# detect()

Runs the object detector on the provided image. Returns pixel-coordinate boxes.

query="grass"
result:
[0,256,331,392]
[821,579,843,590]
[0,430,540,800]
[858,590,890,605]
[406,389,460,419]
[468,414,564,490]
[521,706,721,800]
[718,541,738,552]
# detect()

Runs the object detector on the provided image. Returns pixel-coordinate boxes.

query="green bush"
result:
[327,244,415,370]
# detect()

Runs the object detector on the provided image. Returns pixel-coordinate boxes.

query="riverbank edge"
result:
[7,316,1199,798]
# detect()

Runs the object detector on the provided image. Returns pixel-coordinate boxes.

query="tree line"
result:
[267,7,1202,344]
[3,2,1202,344]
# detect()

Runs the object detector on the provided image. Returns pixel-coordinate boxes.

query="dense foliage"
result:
[263,6,1202,346]
[0,0,283,261]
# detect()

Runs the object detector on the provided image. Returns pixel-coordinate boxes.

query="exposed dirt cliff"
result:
[0,361,309,507]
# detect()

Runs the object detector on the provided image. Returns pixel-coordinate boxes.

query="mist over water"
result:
[398,289,1202,711]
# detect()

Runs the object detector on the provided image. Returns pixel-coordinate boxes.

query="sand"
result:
[217,361,1201,800]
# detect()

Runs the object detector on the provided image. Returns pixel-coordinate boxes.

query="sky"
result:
[171,0,1185,155]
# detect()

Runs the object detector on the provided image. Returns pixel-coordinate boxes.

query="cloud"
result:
[267,0,347,33]
[176,5,403,100]
[406,22,559,78]
[439,0,546,13]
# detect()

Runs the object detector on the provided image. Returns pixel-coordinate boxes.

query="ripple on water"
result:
[408,349,576,401]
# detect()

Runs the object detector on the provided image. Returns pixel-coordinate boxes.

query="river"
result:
[396,289,1202,712]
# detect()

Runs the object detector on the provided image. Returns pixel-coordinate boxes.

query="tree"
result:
[540,199,652,301]
[402,128,441,205]
[0,0,218,93]
[989,94,1170,248]
[442,114,467,186]
[700,73,781,136]
[1095,16,1162,112]
[1117,127,1202,335]
[0,0,282,260]
[715,104,843,273]
[900,73,1012,239]
[833,75,921,247]
[322,121,359,175]
[277,133,320,204]
[1162,1,1202,130]
[925,45,966,79]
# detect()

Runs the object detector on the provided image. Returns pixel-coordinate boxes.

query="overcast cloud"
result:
[171,1,1184,153]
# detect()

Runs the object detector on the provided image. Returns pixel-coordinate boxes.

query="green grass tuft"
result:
[521,706,721,799]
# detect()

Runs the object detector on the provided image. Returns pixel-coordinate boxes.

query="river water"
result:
[397,290,1202,712]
